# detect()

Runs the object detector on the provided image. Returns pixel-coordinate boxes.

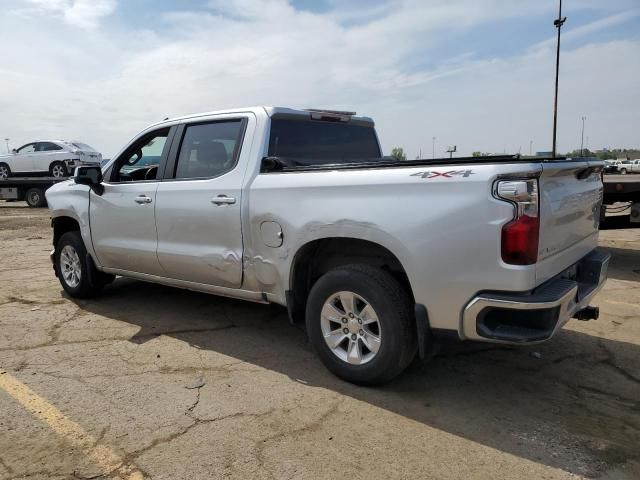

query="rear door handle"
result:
[134,195,153,204]
[211,195,236,205]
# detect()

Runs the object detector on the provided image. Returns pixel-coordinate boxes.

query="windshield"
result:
[268,118,382,166]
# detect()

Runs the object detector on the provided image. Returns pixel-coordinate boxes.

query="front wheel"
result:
[306,264,417,385]
[55,231,106,298]
[0,163,10,180]
[620,168,628,175]
[50,161,68,178]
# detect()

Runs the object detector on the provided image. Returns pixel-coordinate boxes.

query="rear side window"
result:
[38,142,63,151]
[268,119,381,165]
[174,120,243,180]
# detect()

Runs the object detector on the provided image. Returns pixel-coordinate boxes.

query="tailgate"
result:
[536,160,603,281]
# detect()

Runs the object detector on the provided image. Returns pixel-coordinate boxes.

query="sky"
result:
[0,0,638,158]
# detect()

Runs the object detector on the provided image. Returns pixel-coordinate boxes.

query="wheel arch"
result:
[287,237,414,323]
[52,215,81,247]
[49,160,67,174]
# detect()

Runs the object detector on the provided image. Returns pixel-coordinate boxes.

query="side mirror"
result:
[11,149,17,154]
[74,166,104,195]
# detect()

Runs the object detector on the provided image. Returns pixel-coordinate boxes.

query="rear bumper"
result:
[462,248,610,344]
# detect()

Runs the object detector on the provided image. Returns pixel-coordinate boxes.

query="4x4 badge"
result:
[411,170,475,179]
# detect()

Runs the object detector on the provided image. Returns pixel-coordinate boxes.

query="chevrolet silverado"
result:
[45,107,610,384]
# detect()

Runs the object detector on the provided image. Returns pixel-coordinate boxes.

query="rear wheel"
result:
[50,162,68,178]
[55,231,106,298]
[0,163,10,180]
[25,188,46,208]
[306,264,417,385]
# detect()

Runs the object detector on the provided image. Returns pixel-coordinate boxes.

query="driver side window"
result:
[17,143,36,154]
[112,128,169,182]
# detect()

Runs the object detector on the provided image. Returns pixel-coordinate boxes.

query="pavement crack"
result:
[2,296,66,306]
[0,453,14,475]
[253,401,342,478]
[598,341,640,385]
[185,383,204,419]
[47,307,87,344]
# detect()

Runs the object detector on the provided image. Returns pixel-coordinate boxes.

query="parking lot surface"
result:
[0,203,638,479]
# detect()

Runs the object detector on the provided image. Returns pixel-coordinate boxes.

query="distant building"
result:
[536,151,553,157]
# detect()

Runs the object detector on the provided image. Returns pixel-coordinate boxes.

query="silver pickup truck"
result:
[45,106,610,385]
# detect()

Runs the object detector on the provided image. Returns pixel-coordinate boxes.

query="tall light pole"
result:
[4,138,9,154]
[580,116,586,156]
[529,140,533,156]
[432,137,436,159]
[551,0,566,158]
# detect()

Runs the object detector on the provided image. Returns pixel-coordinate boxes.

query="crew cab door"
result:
[12,143,38,172]
[154,115,254,288]
[89,126,176,276]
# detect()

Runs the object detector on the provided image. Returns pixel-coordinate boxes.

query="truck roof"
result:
[150,106,374,129]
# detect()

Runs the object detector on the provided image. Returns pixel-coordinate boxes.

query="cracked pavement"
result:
[0,202,639,479]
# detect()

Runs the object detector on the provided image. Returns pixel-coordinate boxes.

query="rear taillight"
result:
[495,179,540,265]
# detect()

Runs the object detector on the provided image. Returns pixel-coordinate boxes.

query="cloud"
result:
[530,8,640,52]
[21,0,117,28]
[0,0,638,158]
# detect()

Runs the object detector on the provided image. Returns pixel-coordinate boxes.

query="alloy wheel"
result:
[60,245,81,288]
[52,164,66,178]
[320,291,382,365]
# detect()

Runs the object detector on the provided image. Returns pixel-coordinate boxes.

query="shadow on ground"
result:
[599,246,640,282]
[601,215,640,230]
[72,272,640,478]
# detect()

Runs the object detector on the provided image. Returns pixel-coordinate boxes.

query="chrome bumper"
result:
[462,248,610,344]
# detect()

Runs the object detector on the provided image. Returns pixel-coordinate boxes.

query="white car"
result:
[0,140,102,180]
[618,159,640,175]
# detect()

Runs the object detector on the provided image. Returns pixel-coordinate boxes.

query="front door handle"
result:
[211,195,236,205]
[134,195,153,204]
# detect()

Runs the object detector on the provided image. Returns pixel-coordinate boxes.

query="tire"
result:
[50,161,68,178]
[54,231,105,298]
[25,188,47,208]
[620,168,627,175]
[306,264,417,385]
[0,163,10,180]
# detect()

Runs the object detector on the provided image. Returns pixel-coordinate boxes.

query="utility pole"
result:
[529,140,533,156]
[551,0,566,158]
[4,138,9,154]
[432,137,436,159]
[580,116,586,156]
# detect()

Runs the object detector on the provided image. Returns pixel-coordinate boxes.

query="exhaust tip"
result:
[573,306,599,321]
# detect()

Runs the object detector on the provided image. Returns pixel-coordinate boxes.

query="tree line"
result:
[388,147,639,161]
